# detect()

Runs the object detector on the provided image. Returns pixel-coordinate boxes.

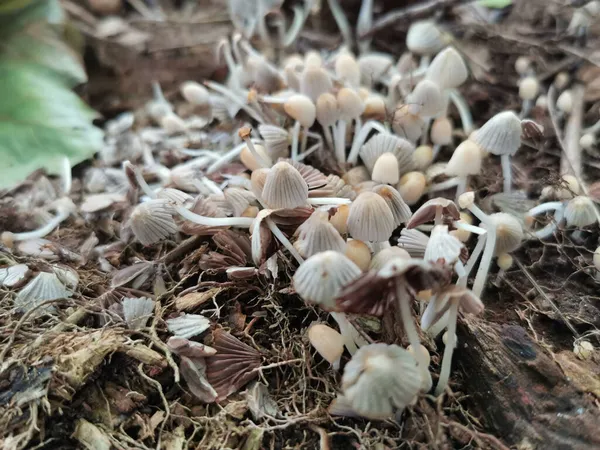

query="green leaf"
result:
[0,0,63,33]
[478,0,513,8]
[0,62,103,189]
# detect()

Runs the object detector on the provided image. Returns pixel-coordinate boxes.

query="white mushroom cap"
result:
[14,272,72,314]
[358,53,394,84]
[308,323,345,369]
[406,20,445,55]
[371,152,400,185]
[406,79,444,117]
[486,212,523,255]
[471,111,522,156]
[397,228,430,258]
[370,247,410,270]
[261,161,309,209]
[122,297,155,330]
[300,67,333,102]
[518,76,539,101]
[294,210,346,258]
[130,199,178,246]
[557,90,573,114]
[431,116,453,146]
[564,196,597,227]
[181,81,210,106]
[342,343,421,419]
[392,105,425,142]
[241,143,272,171]
[293,251,362,309]
[316,93,340,127]
[424,225,463,264]
[347,191,395,242]
[304,50,323,69]
[425,47,468,89]
[359,133,415,174]
[258,124,290,159]
[284,94,317,127]
[445,140,482,177]
[337,88,365,120]
[335,53,361,88]
[372,184,412,227]
[412,145,434,171]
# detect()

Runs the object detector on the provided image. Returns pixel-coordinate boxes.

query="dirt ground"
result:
[1,0,600,449]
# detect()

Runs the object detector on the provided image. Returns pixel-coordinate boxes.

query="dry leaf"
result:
[175,287,223,311]
[556,351,600,397]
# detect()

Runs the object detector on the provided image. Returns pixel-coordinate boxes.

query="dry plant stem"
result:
[513,258,579,337]
[559,84,584,179]
[435,299,458,396]
[137,364,170,448]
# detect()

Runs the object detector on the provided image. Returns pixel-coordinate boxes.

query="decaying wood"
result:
[456,319,600,449]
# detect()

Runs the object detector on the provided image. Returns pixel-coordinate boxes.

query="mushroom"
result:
[406,197,460,228]
[336,88,365,164]
[341,343,422,419]
[294,210,346,258]
[283,94,317,160]
[434,139,482,200]
[397,171,427,205]
[308,323,345,370]
[357,133,415,183]
[347,191,395,243]
[316,93,340,151]
[420,285,484,395]
[344,239,372,271]
[239,127,272,169]
[129,199,178,246]
[470,111,522,193]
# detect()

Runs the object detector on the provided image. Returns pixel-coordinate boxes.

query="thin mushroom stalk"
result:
[434,298,458,396]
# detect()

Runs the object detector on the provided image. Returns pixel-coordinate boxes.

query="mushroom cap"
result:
[471,111,522,156]
[397,228,430,258]
[308,324,345,367]
[250,168,269,199]
[445,140,482,177]
[344,239,372,271]
[397,171,426,205]
[261,161,309,209]
[425,46,469,89]
[258,124,290,159]
[406,197,460,229]
[372,184,412,227]
[358,53,394,84]
[300,67,333,102]
[406,20,445,55]
[294,210,346,258]
[342,343,421,419]
[316,93,340,127]
[564,196,597,228]
[406,79,444,117]
[431,116,453,146]
[293,250,362,309]
[486,212,523,255]
[335,53,361,88]
[347,191,395,242]
[130,199,178,246]
[370,247,410,271]
[181,81,210,105]
[371,153,400,185]
[359,133,415,174]
[412,145,434,171]
[518,76,539,101]
[363,94,387,121]
[240,143,272,171]
[284,94,316,127]
[337,88,365,120]
[424,225,464,265]
[391,105,425,142]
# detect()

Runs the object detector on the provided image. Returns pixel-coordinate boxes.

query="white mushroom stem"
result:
[335,119,348,164]
[501,153,512,193]
[204,81,264,123]
[217,38,238,74]
[307,197,352,205]
[206,142,246,174]
[265,218,304,264]
[326,0,353,50]
[357,0,373,54]
[434,206,443,226]
[434,298,459,396]
[323,125,335,151]
[242,135,271,168]
[298,142,321,161]
[455,261,467,286]
[291,121,301,161]
[455,177,468,201]
[283,5,310,47]
[464,233,486,277]
[527,202,566,239]
[396,282,422,360]
[3,210,71,242]
[471,225,496,297]
[61,156,72,195]
[176,206,254,228]
[528,201,564,216]
[428,177,460,193]
[453,221,487,235]
[330,312,358,355]
[448,89,474,135]
[347,120,388,164]
[124,161,157,199]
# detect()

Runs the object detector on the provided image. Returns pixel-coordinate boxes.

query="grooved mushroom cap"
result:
[130,199,178,246]
[359,133,415,174]
[564,196,598,228]
[300,67,333,102]
[347,191,395,242]
[293,250,362,309]
[397,228,430,258]
[406,197,460,229]
[445,140,482,177]
[471,111,522,156]
[261,161,309,209]
[342,343,421,419]
[316,93,340,127]
[406,20,445,55]
[425,47,468,89]
[284,94,316,127]
[258,124,290,159]
[486,212,523,255]
[337,88,365,120]
[424,225,463,265]
[358,53,394,84]
[294,210,346,258]
[372,184,412,227]
[421,285,484,331]
[406,79,444,117]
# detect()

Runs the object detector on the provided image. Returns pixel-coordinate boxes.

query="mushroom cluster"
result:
[7,0,600,431]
